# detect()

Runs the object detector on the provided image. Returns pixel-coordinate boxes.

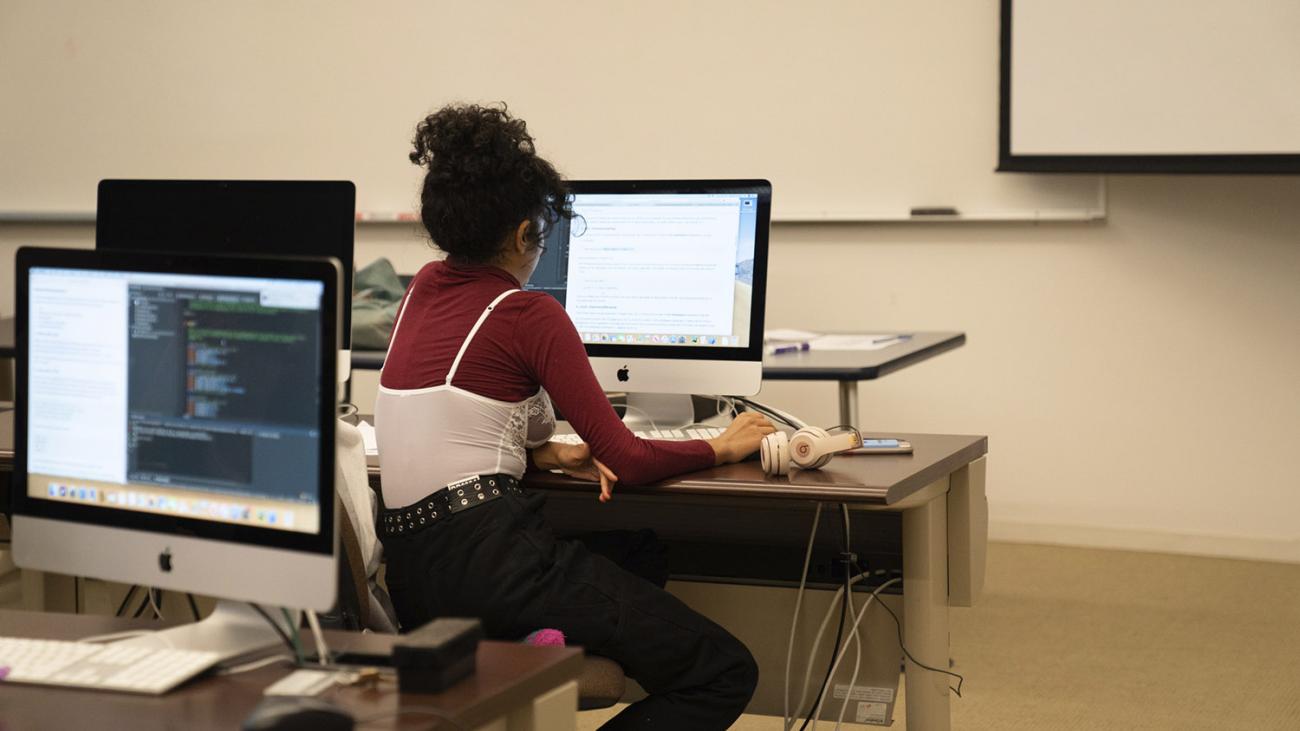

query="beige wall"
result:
[4,174,1299,561]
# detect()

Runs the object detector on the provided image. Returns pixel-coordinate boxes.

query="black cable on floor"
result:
[855,562,966,697]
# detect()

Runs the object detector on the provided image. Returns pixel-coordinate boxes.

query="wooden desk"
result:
[366,430,983,507]
[0,609,583,731]
[522,435,987,731]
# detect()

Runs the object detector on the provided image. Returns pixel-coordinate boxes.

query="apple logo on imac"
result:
[616,365,630,382]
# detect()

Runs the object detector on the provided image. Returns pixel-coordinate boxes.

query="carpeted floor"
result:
[579,542,1300,730]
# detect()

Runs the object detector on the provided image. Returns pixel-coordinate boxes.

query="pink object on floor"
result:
[524,628,566,646]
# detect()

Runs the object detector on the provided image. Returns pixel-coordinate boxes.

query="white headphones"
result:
[759,426,863,476]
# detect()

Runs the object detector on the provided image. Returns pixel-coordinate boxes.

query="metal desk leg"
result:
[902,491,951,730]
[837,380,859,427]
[500,679,578,731]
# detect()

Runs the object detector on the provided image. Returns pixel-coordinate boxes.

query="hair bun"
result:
[410,103,537,185]
[410,102,572,264]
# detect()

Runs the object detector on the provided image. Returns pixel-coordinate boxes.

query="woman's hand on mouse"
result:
[707,412,777,465]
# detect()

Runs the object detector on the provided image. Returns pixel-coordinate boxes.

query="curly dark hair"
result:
[410,103,572,263]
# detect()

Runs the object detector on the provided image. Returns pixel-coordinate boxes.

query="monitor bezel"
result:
[95,179,357,349]
[12,246,339,557]
[558,179,771,363]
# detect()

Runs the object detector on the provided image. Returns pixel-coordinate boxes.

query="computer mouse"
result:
[241,696,355,731]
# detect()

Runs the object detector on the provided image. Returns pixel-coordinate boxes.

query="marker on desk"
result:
[766,342,810,355]
[355,211,421,223]
[871,334,913,346]
[909,206,960,218]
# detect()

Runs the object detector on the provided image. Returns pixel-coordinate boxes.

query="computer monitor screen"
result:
[95,179,356,349]
[527,179,770,396]
[12,248,339,610]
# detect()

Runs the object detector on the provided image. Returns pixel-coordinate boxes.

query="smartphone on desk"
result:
[849,438,912,455]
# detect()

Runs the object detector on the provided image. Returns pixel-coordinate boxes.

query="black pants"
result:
[381,489,758,730]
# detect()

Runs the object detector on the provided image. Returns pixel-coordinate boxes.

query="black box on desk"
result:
[392,617,483,694]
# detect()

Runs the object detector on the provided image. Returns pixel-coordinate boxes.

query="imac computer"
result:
[11,247,340,661]
[94,179,357,382]
[527,179,771,425]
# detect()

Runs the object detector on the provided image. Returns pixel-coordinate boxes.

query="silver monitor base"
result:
[619,393,696,431]
[116,600,291,663]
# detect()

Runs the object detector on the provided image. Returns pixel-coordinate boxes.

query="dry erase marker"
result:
[355,211,420,222]
[909,207,959,217]
[766,342,810,355]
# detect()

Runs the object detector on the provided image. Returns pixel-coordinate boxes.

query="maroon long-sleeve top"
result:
[380,260,715,485]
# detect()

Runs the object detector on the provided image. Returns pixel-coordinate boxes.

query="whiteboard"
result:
[0,0,1101,221]
[1010,0,1300,157]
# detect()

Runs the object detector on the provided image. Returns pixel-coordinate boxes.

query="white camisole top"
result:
[374,289,556,509]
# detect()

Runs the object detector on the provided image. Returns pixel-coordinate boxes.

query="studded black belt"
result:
[380,474,522,538]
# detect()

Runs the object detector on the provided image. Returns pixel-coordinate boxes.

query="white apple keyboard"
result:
[0,636,221,694]
[550,427,724,445]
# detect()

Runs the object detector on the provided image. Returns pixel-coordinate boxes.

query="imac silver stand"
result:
[116,600,291,662]
[620,393,696,431]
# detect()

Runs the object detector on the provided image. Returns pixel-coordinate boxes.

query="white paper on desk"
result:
[357,421,379,456]
[263,669,342,696]
[765,328,822,342]
[809,334,897,351]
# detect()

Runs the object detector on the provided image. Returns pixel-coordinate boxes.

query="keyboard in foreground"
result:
[0,636,221,694]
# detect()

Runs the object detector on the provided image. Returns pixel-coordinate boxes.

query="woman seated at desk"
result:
[375,103,774,730]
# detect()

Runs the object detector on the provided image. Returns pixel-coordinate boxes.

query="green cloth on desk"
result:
[351,258,405,350]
